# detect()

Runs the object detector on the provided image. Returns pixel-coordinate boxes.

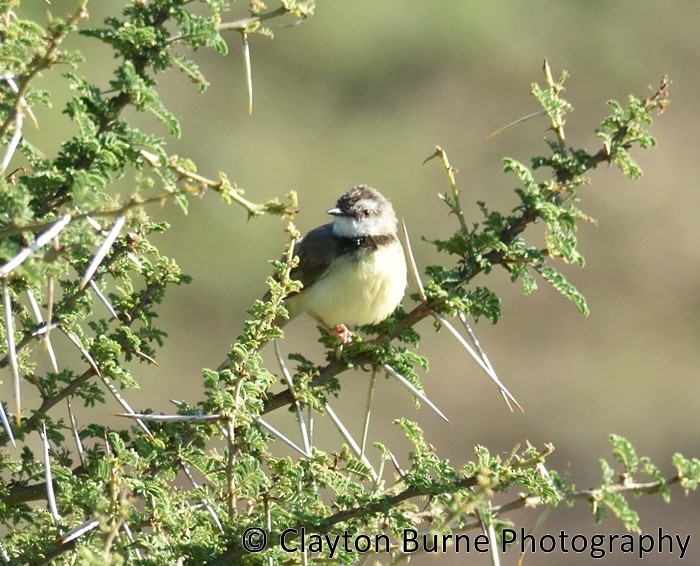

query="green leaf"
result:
[640,456,670,503]
[609,434,639,475]
[503,158,539,194]
[115,61,182,137]
[599,490,640,532]
[531,78,573,123]
[172,53,210,92]
[599,457,615,486]
[534,265,589,315]
[672,453,700,491]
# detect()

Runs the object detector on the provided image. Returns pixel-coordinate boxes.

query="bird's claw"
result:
[333,324,353,345]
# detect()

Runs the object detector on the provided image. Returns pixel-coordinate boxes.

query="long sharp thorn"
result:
[307,406,314,447]
[0,402,15,449]
[97,375,154,440]
[324,402,378,480]
[133,349,159,366]
[0,102,22,174]
[0,214,71,277]
[46,274,55,341]
[58,518,100,545]
[274,339,311,456]
[400,219,426,302]
[477,508,501,566]
[62,330,154,439]
[79,215,125,291]
[113,412,222,422]
[39,422,61,528]
[257,417,309,458]
[3,282,20,425]
[487,110,546,139]
[458,312,497,373]
[27,290,58,372]
[89,280,119,319]
[83,214,142,270]
[433,312,522,412]
[67,399,86,467]
[458,311,521,411]
[26,289,42,321]
[181,464,224,533]
[361,368,377,457]
[382,363,450,423]
[121,522,143,560]
[386,448,406,479]
[242,32,253,115]
[60,328,102,377]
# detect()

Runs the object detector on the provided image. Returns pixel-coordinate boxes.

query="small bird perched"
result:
[280,185,407,343]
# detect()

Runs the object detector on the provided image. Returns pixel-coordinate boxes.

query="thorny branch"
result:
[261,75,672,415]
[0,3,89,142]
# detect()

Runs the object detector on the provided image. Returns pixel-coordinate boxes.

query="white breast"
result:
[288,242,407,327]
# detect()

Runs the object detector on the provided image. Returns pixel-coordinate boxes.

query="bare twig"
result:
[218,7,289,32]
[423,145,469,234]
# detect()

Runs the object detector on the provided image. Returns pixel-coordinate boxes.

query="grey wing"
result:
[290,223,339,291]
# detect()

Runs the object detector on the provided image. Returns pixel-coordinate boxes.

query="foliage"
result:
[0,1,696,564]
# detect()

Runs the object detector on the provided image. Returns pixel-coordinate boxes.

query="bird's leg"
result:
[312,316,354,345]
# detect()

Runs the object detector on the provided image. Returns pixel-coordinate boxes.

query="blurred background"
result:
[18,1,700,564]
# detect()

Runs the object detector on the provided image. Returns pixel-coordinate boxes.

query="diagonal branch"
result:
[216,474,481,563]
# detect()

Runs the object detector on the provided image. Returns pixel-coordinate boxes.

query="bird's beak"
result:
[326,207,343,216]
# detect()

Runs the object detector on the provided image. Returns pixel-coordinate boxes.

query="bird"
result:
[277,184,407,344]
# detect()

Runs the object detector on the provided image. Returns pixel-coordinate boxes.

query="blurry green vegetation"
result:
[0,1,699,564]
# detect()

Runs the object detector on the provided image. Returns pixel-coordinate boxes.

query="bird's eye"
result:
[360,208,372,218]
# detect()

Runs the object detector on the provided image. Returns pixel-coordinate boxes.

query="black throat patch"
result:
[338,234,397,254]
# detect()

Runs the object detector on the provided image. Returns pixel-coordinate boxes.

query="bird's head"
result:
[328,185,398,239]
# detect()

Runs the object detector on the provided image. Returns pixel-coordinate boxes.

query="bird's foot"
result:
[312,315,354,345]
[333,324,353,345]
